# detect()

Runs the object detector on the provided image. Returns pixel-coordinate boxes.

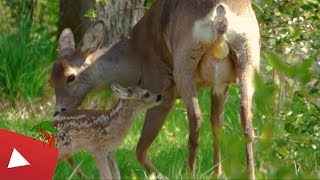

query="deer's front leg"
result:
[210,87,228,177]
[136,85,176,176]
[173,54,202,177]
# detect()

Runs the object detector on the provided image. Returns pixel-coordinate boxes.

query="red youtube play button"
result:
[0,128,58,180]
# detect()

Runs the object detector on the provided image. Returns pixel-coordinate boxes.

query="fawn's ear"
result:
[58,28,75,54]
[111,83,129,99]
[81,20,105,55]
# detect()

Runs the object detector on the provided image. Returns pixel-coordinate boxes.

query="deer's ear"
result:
[58,28,75,54]
[81,20,105,55]
[111,83,128,99]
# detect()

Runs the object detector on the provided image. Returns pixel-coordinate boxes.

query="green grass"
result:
[0,1,57,104]
[1,86,319,179]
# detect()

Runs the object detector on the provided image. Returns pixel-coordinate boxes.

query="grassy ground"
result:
[0,86,319,179]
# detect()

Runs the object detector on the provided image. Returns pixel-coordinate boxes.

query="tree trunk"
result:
[58,0,95,45]
[96,0,145,45]
[58,0,145,46]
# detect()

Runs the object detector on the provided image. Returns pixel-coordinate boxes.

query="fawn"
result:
[52,84,162,179]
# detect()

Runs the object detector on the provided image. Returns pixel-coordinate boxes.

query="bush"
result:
[253,0,320,176]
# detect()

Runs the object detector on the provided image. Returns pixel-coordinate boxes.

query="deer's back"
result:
[126,0,254,74]
[53,109,126,153]
[124,0,254,90]
[128,0,252,56]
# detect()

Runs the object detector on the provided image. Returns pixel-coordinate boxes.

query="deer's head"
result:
[111,84,163,109]
[51,21,105,116]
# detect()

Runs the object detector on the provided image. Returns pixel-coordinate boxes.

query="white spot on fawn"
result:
[97,115,108,123]
[53,114,86,121]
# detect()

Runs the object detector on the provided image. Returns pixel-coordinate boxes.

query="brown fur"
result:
[51,0,260,179]
[53,85,162,179]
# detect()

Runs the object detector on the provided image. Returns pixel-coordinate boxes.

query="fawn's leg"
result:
[108,152,120,179]
[136,85,176,175]
[93,152,112,179]
[57,141,88,178]
[210,86,228,177]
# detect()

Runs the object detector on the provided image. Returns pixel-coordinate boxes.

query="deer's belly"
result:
[197,52,237,91]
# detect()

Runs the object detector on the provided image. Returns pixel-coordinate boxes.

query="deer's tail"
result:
[193,4,229,59]
[211,4,229,59]
[214,5,227,34]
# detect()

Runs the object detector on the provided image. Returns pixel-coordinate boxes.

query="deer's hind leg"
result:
[226,14,260,180]
[173,44,204,177]
[210,86,229,177]
[237,39,257,180]
[136,81,176,176]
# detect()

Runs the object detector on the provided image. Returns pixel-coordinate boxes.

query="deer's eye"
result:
[66,74,75,84]
[143,92,150,98]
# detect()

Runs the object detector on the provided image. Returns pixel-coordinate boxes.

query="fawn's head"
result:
[50,21,105,116]
[111,84,163,109]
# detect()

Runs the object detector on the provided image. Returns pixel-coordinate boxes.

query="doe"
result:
[51,1,260,178]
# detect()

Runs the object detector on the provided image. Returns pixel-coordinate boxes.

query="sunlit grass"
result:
[0,86,319,179]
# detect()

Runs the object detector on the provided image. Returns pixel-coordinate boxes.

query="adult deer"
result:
[50,0,260,179]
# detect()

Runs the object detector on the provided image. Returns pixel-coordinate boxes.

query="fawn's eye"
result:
[66,74,75,84]
[143,92,150,98]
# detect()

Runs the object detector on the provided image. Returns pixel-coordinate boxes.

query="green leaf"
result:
[29,121,58,133]
[267,53,313,84]
[284,123,296,134]
[300,4,312,11]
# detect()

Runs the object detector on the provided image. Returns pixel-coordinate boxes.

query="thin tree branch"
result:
[287,0,316,30]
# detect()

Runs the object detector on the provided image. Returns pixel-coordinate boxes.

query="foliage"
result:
[254,0,320,177]
[145,0,154,9]
[0,0,58,104]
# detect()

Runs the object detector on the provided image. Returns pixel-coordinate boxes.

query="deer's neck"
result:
[104,99,143,128]
[80,39,143,89]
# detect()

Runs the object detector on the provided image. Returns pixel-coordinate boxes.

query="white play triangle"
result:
[7,148,30,168]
